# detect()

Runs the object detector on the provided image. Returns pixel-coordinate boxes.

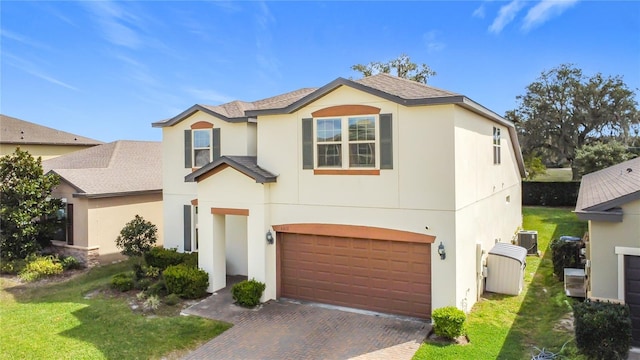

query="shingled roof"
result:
[575,156,640,222]
[185,156,277,184]
[1,114,103,146]
[43,141,161,198]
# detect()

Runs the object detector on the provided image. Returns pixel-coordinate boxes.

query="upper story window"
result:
[193,129,212,167]
[316,115,377,169]
[493,127,501,165]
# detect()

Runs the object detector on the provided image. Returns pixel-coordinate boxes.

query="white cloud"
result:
[253,2,281,83]
[472,4,486,19]
[3,53,79,91]
[424,31,445,53]
[82,1,144,49]
[0,29,52,50]
[522,0,580,31]
[489,0,526,34]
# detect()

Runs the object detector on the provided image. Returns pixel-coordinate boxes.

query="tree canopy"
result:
[506,64,639,179]
[0,148,62,260]
[574,142,636,177]
[115,215,158,258]
[351,54,436,84]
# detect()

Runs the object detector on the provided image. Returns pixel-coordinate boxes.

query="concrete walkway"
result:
[181,277,430,360]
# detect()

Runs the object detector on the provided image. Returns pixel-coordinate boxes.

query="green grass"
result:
[413,207,588,360]
[531,168,573,182]
[0,260,231,360]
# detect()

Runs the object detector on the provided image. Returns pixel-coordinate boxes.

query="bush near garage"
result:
[144,247,186,271]
[231,279,266,307]
[550,238,583,279]
[163,264,208,299]
[573,300,631,359]
[432,306,467,340]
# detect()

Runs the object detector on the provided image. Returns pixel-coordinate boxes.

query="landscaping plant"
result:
[18,255,63,282]
[231,279,266,307]
[144,246,187,270]
[550,237,583,279]
[163,264,209,299]
[573,300,632,359]
[432,306,467,340]
[110,272,135,292]
[115,215,158,258]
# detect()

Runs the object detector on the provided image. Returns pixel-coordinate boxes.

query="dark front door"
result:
[625,255,640,346]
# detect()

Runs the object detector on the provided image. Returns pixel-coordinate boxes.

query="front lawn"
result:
[0,260,230,360]
[413,207,588,359]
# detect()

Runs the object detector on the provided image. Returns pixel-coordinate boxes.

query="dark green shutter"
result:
[380,113,393,169]
[212,128,221,161]
[183,205,192,252]
[302,118,313,169]
[184,130,192,168]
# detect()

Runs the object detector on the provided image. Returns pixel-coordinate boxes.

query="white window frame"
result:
[314,115,379,169]
[192,129,213,168]
[493,127,501,165]
[615,246,640,301]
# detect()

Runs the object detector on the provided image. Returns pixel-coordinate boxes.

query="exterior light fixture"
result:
[437,241,446,260]
[266,230,274,244]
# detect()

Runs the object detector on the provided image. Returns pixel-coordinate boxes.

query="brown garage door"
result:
[279,232,431,319]
[625,255,640,347]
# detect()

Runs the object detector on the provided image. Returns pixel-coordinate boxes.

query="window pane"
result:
[194,149,210,167]
[317,119,341,142]
[349,143,375,167]
[349,117,375,141]
[194,130,211,148]
[317,144,342,167]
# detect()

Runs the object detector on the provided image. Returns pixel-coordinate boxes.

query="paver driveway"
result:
[181,278,430,360]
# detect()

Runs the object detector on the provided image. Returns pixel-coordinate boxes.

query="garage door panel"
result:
[280,233,431,319]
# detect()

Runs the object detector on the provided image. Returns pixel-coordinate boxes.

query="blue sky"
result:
[2,1,639,142]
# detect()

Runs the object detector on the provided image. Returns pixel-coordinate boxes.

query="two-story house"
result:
[153,74,525,319]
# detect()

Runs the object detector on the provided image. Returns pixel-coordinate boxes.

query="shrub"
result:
[432,306,467,340]
[143,265,160,279]
[0,258,26,274]
[115,215,157,257]
[550,238,583,279]
[573,300,631,359]
[135,277,153,290]
[60,255,82,270]
[147,280,167,297]
[163,264,208,299]
[231,279,266,307]
[111,272,135,292]
[164,293,180,306]
[18,255,63,282]
[144,247,185,271]
[143,295,161,312]
[183,252,198,268]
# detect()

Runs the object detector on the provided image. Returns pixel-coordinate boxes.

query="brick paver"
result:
[181,278,429,360]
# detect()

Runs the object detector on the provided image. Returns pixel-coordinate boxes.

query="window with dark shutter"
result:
[380,113,393,169]
[184,130,192,168]
[302,118,313,169]
[183,205,192,252]
[212,128,221,161]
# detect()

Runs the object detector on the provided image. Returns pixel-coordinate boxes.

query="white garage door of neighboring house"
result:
[276,228,432,319]
[625,255,640,347]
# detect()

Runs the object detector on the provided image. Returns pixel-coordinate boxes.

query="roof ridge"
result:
[364,73,460,95]
[107,140,121,168]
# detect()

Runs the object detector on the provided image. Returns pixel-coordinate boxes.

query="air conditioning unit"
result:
[517,230,538,255]
[564,268,586,298]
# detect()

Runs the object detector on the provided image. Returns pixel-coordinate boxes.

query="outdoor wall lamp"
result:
[266,230,274,245]
[437,241,446,260]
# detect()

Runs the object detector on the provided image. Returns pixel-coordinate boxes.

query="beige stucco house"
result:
[153,74,525,319]
[1,114,103,160]
[575,156,640,345]
[42,141,163,264]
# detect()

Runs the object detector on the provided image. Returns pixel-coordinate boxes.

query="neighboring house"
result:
[1,114,103,160]
[575,156,640,346]
[42,140,163,264]
[153,74,525,319]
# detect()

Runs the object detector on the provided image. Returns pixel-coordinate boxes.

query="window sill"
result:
[313,169,380,175]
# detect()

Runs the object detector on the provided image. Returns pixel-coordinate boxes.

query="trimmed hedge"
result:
[432,306,467,340]
[163,264,209,299]
[522,181,580,206]
[550,238,583,279]
[573,300,631,359]
[231,279,266,307]
[144,247,186,271]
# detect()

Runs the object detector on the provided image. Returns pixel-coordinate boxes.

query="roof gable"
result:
[1,114,103,146]
[185,156,277,184]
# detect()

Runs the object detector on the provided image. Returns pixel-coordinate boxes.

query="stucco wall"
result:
[1,144,96,160]
[161,110,256,251]
[589,199,640,300]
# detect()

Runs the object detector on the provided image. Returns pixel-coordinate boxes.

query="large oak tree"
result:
[506,64,638,179]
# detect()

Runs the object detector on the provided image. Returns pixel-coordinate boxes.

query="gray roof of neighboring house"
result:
[42,140,162,198]
[152,73,525,177]
[185,156,277,184]
[575,156,640,222]
[1,114,103,146]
